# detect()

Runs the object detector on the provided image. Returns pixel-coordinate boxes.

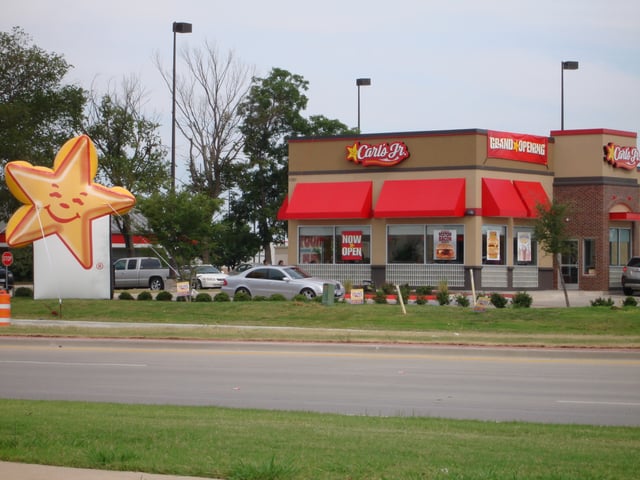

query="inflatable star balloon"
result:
[4,135,136,269]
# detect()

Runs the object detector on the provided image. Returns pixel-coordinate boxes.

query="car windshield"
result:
[283,266,311,279]
[196,265,221,274]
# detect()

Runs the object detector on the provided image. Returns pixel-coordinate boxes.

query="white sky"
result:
[3,0,639,185]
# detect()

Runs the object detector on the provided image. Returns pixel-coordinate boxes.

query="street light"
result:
[356,78,371,132]
[561,60,579,130]
[171,21,192,192]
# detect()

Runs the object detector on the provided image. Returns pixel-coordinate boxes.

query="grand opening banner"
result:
[487,130,548,165]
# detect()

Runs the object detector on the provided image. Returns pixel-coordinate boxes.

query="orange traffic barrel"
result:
[0,290,10,326]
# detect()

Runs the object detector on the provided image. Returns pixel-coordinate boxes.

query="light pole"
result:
[356,78,371,132]
[171,21,192,192]
[561,61,578,130]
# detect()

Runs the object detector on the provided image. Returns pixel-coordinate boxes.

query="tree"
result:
[137,191,222,274]
[210,217,262,269]
[0,27,85,221]
[156,42,253,198]
[83,76,168,256]
[533,200,572,307]
[236,68,354,264]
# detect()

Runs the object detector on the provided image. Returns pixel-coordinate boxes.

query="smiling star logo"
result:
[4,135,136,269]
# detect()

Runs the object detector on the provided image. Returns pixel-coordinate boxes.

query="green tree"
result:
[137,191,221,273]
[0,27,85,220]
[210,217,261,268]
[236,68,354,264]
[533,200,572,307]
[83,76,168,256]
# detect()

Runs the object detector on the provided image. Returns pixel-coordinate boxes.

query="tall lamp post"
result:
[561,61,578,130]
[171,21,192,192]
[356,78,371,133]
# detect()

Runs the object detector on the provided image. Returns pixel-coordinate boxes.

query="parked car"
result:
[0,266,14,293]
[621,256,640,295]
[221,265,344,300]
[113,257,169,290]
[186,264,227,289]
[229,263,256,275]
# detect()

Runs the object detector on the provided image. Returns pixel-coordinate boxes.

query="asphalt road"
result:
[1,337,639,426]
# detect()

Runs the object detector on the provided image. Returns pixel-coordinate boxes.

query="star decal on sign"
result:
[4,135,136,269]
[346,142,360,163]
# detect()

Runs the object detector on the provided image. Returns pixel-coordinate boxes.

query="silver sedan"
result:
[221,265,344,300]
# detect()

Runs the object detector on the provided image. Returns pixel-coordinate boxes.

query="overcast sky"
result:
[3,0,639,184]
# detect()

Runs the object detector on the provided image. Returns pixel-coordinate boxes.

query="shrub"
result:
[622,296,638,307]
[436,280,449,305]
[118,291,134,300]
[155,290,173,301]
[269,294,287,301]
[455,294,470,307]
[590,297,614,307]
[292,294,308,302]
[252,295,268,302]
[213,292,230,302]
[416,295,426,305]
[374,290,387,304]
[490,292,508,308]
[381,283,396,295]
[416,285,433,295]
[194,292,212,302]
[512,291,533,308]
[399,283,411,302]
[233,291,251,302]
[14,286,33,298]
[137,291,153,301]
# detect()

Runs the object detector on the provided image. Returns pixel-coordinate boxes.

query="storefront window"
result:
[298,226,371,264]
[609,228,631,266]
[335,226,371,264]
[388,225,424,263]
[583,239,596,274]
[482,225,506,265]
[427,225,464,264]
[513,228,537,265]
[298,227,333,264]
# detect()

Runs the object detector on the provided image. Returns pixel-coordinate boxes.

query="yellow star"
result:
[346,142,360,163]
[4,135,136,269]
[513,140,520,152]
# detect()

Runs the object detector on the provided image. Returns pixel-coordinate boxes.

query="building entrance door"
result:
[561,240,579,289]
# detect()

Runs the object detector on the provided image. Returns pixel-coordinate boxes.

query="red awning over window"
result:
[609,212,640,221]
[482,178,528,218]
[513,180,550,218]
[279,181,373,220]
[373,178,465,218]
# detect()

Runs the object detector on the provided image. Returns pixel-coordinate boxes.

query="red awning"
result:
[373,178,465,218]
[609,212,640,221]
[280,181,373,219]
[482,178,528,217]
[513,180,550,218]
[277,196,290,220]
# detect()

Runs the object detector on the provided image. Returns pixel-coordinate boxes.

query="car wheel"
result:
[623,287,634,296]
[196,279,203,289]
[235,287,251,298]
[149,277,164,291]
[300,288,316,300]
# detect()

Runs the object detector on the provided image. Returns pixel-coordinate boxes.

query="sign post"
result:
[1,252,12,291]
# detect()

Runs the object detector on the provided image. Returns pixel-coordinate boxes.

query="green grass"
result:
[4,297,640,348]
[1,399,638,480]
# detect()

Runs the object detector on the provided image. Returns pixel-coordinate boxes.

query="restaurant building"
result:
[278,128,640,292]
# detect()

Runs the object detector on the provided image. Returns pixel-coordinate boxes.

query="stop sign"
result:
[1,251,13,267]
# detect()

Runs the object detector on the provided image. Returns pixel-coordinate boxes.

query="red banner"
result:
[341,231,363,261]
[487,130,548,165]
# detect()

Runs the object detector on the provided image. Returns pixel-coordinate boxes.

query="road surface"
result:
[1,337,638,426]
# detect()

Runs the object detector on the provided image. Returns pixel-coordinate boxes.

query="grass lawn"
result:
[1,399,639,480]
[3,297,640,348]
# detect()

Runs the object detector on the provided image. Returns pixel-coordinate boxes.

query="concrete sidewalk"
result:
[0,461,220,480]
